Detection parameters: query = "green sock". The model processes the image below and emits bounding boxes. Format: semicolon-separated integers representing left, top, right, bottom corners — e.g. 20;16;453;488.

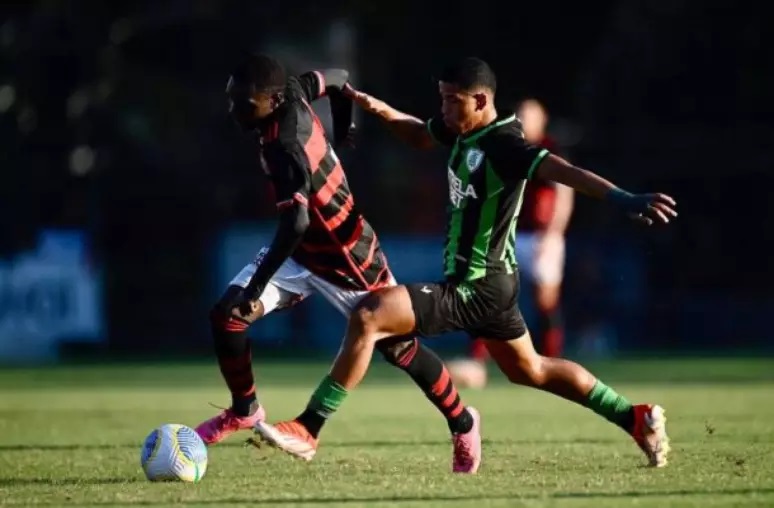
307;375;348;418
585;379;635;432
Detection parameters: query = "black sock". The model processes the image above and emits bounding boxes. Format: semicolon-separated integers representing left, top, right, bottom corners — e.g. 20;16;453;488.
296;408;327;438
211;311;257;416
379;337;473;434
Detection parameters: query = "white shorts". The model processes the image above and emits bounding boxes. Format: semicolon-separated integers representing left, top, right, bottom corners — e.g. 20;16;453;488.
515;232;566;286
229;248;394;317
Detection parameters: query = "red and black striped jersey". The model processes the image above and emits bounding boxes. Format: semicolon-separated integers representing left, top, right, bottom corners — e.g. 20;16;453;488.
256;72;391;291
519;135;560;231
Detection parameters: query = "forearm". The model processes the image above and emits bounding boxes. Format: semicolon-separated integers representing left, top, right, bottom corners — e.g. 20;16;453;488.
248;208;309;290
329;91;355;147
375;107;434;149
535;154;621;200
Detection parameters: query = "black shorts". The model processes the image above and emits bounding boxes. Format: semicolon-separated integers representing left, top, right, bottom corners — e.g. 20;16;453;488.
406;273;526;340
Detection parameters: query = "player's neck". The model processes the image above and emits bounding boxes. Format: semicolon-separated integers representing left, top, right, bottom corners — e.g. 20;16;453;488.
461;108;499;136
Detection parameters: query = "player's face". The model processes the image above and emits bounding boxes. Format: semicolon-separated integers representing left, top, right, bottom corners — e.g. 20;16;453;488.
518;100;547;143
226;78;275;130
438;81;481;134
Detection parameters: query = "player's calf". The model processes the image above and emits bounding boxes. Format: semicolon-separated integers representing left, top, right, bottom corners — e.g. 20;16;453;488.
196;286;269;445
377;336;475;435
486;336;669;466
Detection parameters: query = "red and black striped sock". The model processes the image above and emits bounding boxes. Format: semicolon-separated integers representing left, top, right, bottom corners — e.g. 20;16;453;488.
539;307;565;358
470;338;489;361
211;312;256;416
390;339;473;434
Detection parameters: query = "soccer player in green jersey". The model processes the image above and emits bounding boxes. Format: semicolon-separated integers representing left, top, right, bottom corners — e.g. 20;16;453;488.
255;57;676;472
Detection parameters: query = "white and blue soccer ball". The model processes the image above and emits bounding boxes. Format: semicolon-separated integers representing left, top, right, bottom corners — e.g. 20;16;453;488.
140;424;208;482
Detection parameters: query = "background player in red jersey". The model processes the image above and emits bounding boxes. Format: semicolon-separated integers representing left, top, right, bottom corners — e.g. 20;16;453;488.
195;55;477;459
449;98;573;388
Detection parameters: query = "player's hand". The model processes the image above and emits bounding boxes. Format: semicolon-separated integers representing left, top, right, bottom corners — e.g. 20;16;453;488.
608;189;678;226
236;282;264;318
336;122;357;149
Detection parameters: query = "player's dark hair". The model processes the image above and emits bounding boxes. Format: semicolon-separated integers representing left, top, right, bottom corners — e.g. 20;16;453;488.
231;53;287;92
439;57;497;93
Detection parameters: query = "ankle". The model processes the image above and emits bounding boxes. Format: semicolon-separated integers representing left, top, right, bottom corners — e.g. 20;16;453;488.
448;407;474;434
296;409;327;439
231;395;258;417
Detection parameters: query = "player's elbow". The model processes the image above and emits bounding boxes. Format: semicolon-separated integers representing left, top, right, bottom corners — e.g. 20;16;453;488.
533;154;572;183
279;204;310;237
389;121;435;150
291;207;310;236
413;134;436;150
322;69;349;91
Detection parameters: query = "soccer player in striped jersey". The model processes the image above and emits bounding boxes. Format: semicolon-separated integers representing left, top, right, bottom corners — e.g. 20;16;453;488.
196;54;479;472
255;57;675;469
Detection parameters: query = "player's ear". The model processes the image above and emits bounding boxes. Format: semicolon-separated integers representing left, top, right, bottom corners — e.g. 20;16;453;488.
474;93;487;111
271;92;284;109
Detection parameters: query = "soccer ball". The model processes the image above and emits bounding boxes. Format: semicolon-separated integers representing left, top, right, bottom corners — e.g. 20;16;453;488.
447;359;488;389
140;424;208;482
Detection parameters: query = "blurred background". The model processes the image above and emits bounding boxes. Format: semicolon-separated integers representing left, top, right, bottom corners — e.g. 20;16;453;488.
1;0;773;363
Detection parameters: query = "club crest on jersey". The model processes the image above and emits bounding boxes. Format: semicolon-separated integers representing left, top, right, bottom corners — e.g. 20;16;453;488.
465;148;485;173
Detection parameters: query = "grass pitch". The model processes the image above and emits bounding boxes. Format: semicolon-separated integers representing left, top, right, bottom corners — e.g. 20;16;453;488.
1;358;773;507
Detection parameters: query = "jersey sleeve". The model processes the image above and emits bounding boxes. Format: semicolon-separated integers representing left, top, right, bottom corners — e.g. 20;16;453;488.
488;135;551;183
263;142;311;210
425;115;457;147
295;69;350;102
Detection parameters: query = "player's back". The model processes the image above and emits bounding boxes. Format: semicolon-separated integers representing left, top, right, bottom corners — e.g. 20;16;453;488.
258;75;390;291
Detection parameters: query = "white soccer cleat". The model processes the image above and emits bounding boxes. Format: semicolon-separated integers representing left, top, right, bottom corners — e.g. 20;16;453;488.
254;420;318;461
631;404;670;467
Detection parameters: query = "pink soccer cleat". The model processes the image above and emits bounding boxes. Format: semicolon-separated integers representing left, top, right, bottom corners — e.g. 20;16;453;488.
452;406;482;473
631;404;670;467
195;405;266;445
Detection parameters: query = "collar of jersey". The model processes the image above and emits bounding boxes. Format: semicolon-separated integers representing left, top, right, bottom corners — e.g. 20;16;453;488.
458;114;517;145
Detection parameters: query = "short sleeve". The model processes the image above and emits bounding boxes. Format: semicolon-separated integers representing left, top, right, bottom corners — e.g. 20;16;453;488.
487;134;550;183
262;142;311;211
426;115;457;147
295;71;326;103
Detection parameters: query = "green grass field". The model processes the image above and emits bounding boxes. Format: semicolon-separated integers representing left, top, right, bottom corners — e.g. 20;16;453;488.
1;358;773;507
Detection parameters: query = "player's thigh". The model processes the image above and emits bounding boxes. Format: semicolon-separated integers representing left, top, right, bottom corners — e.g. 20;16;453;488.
532;234;565;309
533;282;562;311
349;285;417;340
515;232;538;284
307;273;378;318
404;280;482;337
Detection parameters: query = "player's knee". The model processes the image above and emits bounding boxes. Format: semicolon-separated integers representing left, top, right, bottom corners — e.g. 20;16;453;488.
504;355;548;387
376;336;418;366
535;285;561;312
350;292;385;338
209;286;263;332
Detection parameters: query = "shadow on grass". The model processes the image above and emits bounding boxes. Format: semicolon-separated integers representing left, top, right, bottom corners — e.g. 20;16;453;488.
0;477;142;487
6;487;773;505
0;437;618;453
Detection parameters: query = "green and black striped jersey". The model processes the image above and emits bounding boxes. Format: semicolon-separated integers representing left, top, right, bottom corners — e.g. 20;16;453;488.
427;114;550;282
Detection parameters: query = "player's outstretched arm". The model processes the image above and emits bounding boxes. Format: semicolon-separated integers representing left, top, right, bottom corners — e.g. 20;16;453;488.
346;89;436;150
534;154;678;225
297;70;356;148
